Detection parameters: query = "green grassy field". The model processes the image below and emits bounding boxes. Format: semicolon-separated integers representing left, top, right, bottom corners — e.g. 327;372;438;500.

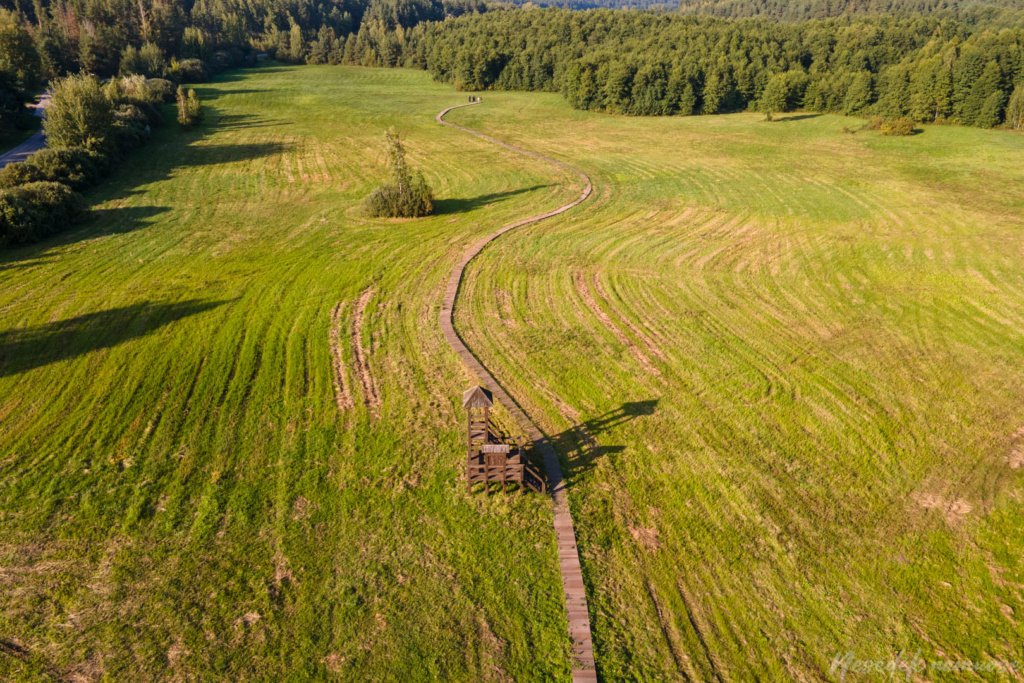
454;94;1024;678
2;64;1023;680
0;66;578;680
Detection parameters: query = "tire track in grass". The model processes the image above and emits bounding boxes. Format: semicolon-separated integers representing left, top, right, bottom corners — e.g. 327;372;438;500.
573;270;661;377
353;287;381;416
329;302;354;412
435;102;598;682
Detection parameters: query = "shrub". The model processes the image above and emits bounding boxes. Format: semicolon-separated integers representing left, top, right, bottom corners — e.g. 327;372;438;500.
210;48;245;72
146;78;176;103
101;75;164;127
176;87;203;128
112;103;152;151
165;58;207;83
0;181;84;246
880;117;916;136
109;74;153;104
44;74;114;151
20;147;101;189
365;131;434;218
0;161;44;188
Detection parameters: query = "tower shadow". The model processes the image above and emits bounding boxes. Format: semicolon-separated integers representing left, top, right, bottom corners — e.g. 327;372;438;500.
537;399;659;484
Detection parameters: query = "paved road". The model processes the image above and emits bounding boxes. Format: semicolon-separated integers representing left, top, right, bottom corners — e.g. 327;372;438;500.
436;102;598;683
0;94;49;169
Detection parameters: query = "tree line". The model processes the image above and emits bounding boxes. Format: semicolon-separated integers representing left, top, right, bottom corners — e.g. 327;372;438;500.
349;8;1024;128
675;0;1024;22
1;0;1022;142
0;0;482;137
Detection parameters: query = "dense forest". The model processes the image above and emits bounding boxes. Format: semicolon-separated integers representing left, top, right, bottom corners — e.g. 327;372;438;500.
0;0;482;136
0;0;482;78
0;0;1021;138
368;9;1024;128
675;0;1024;21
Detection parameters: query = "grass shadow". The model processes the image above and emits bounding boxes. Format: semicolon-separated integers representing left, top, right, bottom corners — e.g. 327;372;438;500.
81;204;171;235
176;140;291;166
0;254;56;272
776;113;822;123
434;185;553;215
206;111;288;130
0;103;290;266
192;88;271;101
0;205;170;268
0;299;228;377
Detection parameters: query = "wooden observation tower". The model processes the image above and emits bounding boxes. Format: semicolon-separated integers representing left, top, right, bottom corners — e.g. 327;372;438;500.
463;386;545;493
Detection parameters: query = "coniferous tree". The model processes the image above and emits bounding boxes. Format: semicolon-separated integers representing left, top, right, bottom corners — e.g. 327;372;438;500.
962;60;1005;127
843;72;874;114
1006;84;1024;130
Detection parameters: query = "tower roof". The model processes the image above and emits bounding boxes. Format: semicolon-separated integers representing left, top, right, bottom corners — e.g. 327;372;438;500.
462;385;493;408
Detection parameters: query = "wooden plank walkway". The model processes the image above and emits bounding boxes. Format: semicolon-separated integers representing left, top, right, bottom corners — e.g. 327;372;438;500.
436;102;598;682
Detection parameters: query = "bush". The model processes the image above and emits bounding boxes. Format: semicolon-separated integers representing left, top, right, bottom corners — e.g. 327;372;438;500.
19;147;101;189
0;161;44;188
146;78;176;103
0;181;84;246
108;74;156;104
111;103;152;151
102;75;165;127
165;58;207;83
880;117;916;136
44;74;114;151
365;131;434;218
210;48;245;72
176;87;203;128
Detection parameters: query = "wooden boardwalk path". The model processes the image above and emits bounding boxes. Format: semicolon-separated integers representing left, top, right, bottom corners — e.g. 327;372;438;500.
436;102;598;682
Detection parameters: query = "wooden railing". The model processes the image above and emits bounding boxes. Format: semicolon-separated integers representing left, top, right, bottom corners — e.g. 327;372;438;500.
467;463;545;493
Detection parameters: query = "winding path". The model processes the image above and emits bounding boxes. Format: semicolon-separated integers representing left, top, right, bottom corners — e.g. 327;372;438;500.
436;102;597;682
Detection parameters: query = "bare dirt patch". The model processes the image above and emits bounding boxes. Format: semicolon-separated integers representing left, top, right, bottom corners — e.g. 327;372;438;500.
913;492;973;525
167;640;189;668
352;288;381;416
476;613;512;682
1008;427;1024;470
273;550;294;588
291;495;314;521
329;302;354;412
630;525;660;551
324;652;345;673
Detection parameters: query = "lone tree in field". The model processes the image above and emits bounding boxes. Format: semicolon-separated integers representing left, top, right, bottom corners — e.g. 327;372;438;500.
760;71;810;121
365;131;433;218
760;74;788;121
176;86;202;128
